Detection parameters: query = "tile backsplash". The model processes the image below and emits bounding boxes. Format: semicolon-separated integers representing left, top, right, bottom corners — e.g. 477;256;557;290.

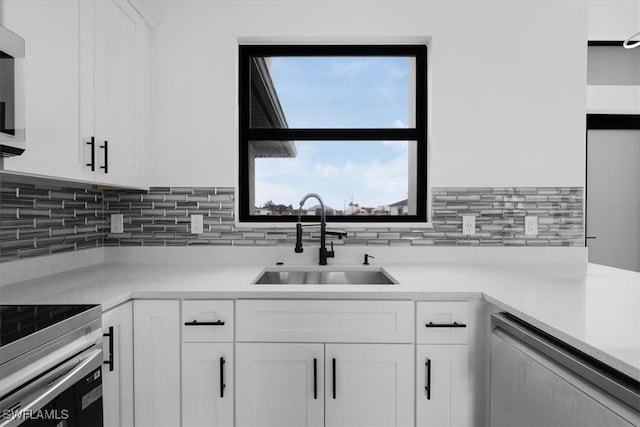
0;179;106;262
0;177;584;262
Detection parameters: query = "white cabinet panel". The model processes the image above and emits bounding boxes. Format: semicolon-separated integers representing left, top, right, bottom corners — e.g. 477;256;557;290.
237;299;414;343
183;343;234;427
2;0;89;181
4;0;147;187
416;344;469;427
80;0;147;187
133;300;180;427
182;300;234;342
417;301;469;344
325;344;414;427
236;343;324;427
102;301;134;427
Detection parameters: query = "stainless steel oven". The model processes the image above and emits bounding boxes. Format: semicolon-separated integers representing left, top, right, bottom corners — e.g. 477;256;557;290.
0;305;103;427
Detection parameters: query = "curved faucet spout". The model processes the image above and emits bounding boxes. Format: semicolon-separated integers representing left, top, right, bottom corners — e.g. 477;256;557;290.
298;193;326;222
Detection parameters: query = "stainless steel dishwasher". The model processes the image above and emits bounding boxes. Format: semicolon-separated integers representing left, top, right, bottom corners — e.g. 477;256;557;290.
490;313;639;427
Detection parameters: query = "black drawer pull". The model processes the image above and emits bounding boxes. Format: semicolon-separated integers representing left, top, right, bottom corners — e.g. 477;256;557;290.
332;358;337;399
184;320;225;326
220;357;226;398
100;140;108;174
425;358;431;400
313;358;318;399
86;137;95;171
103;326;114;372
425;321;466;328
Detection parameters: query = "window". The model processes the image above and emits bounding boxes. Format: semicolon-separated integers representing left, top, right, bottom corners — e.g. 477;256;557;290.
239;45;427;222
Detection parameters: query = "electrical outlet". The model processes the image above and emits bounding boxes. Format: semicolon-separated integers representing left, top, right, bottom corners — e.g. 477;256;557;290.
462;215;475;235
110;214;124;234
525;216;538;236
191;215;204;234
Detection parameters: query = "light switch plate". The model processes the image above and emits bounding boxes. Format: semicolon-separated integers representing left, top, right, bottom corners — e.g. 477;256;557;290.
462;215;475;235
525;216;538;236
191;215;204;234
110;214;124;234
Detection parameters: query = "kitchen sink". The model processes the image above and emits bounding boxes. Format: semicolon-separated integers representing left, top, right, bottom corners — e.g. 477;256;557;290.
253;267;397;285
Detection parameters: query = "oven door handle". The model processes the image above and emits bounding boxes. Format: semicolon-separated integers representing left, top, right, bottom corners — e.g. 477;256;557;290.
0;348;102;427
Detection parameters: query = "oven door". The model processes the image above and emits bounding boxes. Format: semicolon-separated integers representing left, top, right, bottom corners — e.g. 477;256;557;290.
0;348;103;427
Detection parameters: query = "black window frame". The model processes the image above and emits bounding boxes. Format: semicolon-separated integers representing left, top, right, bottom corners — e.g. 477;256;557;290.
238;44;428;223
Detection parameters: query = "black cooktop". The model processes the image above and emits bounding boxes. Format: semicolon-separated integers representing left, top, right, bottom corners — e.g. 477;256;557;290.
0;305;97;347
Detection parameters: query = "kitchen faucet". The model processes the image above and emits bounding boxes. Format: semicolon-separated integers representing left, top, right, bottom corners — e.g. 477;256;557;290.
295;193;347;265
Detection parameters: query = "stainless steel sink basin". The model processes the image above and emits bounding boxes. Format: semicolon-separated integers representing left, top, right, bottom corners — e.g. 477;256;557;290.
253;268;397;285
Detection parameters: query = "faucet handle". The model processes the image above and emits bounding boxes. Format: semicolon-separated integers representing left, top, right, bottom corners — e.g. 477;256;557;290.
363;253;375;265
295;223;304;253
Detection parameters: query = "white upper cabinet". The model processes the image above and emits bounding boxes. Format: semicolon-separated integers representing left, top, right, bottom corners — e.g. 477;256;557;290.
2;0;89;181
3;0;148;187
80;0;148;187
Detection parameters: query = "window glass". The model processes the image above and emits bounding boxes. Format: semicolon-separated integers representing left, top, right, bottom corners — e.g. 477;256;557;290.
251;140;416;216
250;56;414;129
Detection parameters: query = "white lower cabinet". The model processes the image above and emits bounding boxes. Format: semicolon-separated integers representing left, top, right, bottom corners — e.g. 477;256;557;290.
416;302;471;427
133;300;181;427
122;298;473;427
181;300;235;427
325;343;414;427
102;301;134;427
235;299;415;427
236;343;413;427
236;343;324;427
182;343;234;427
416;345;469;427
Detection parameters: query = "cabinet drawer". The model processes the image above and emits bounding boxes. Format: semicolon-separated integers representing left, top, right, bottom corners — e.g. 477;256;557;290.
417;301;468;344
237;300;414;343
182;300;234;342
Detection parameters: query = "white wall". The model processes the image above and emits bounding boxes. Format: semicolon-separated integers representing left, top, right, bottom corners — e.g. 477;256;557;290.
148;0;588;188
587;0;640;40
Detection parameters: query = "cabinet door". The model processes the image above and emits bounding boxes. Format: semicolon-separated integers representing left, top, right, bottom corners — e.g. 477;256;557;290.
325;344;414;427
183;343;233;427
80;0;147;187
133;300;180;427
102;302;134;427
236;343;324;427
416;345;469;427
2;0;90;181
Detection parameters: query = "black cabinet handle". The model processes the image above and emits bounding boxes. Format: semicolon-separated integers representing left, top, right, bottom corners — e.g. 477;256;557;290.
313;358;318;399
103;326;114;372
184;320;225;326
86;137;95;171
220;357;226;398
425;358;431;400
425;321;467;328
100;140;108;174
332;358;336;399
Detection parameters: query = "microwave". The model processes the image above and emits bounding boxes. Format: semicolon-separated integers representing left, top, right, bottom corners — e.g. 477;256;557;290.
0;25;25;157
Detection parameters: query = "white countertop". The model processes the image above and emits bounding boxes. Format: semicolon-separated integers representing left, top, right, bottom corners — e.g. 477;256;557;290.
1;247;638;380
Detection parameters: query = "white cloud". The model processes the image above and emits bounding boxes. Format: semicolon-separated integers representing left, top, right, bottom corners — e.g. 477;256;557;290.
315;163;355;178
383;140;409;152
393;119;409;128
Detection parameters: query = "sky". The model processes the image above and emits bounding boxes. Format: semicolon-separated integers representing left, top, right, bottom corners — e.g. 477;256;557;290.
254;56;412;211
